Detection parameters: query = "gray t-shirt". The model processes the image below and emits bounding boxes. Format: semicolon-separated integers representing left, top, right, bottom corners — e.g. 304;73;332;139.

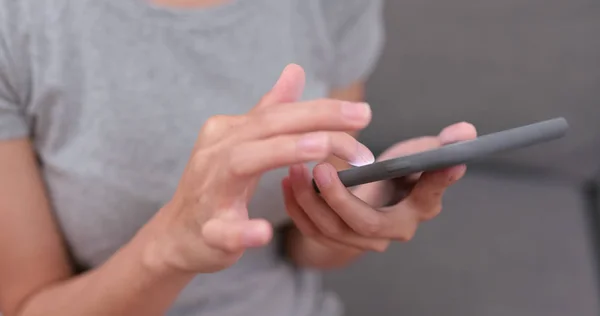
0;0;384;315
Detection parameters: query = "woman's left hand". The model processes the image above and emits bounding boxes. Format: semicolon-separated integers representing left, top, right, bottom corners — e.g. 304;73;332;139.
282;122;477;253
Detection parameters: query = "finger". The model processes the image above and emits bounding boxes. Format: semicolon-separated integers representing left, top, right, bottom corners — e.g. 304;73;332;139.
384;122;476;221
293;164;390;251
198;64;306;147
374;136;441;183
435;121;477;183
377;136;440;162
283;177;376;251
328;132;374;166
227;132;371;177
404;164;466;221
202;217;273;253
281;177;319;236
238;99;371;141
438;121;478;145
312;163;393;238
253;64;306;111
227;132;331;177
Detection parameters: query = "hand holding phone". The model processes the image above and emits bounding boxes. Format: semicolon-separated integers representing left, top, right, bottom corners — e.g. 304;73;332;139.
312;117;568;192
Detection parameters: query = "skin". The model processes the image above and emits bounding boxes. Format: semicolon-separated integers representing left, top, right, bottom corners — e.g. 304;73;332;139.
0;1;477;314
0;62;476;315
282;67;477;269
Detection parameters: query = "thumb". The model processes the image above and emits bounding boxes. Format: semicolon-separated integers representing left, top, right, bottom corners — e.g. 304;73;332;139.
202;217;273;253
253;63;306;111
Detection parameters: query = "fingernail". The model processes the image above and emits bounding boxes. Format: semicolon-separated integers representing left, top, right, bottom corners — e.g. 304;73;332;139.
341;102;371;121
349;143;375;167
314;164;333;189
297;132;328;153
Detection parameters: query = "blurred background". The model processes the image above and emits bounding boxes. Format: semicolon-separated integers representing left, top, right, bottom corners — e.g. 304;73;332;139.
323;0;600;315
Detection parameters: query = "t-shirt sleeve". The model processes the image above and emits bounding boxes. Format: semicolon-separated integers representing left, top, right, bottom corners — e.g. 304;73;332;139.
320;0;385;89
0;0;30;140
0;62;29;140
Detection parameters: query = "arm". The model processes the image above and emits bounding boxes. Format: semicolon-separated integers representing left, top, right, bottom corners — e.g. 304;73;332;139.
283;81;368;269
0;139;194;316
0;64;369;314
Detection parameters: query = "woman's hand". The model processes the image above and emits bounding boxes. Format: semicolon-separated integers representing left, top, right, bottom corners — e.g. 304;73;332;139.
282;122;477;255
144;64;376;274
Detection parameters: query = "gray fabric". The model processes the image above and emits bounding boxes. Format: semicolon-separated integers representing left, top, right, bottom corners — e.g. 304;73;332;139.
325;171;600;316
359;0;600;181
0;0;384;315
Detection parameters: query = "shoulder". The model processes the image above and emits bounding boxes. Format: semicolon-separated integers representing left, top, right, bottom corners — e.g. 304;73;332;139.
298;0;385;88
0;0;69;53
300;0;385;47
0;0;73;91
0;0;33;105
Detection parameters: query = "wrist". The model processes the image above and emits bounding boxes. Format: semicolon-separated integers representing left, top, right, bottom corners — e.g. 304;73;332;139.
137;203;196;281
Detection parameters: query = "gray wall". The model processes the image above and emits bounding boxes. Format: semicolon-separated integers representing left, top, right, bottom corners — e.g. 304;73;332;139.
325;1;600;315
359;0;600;180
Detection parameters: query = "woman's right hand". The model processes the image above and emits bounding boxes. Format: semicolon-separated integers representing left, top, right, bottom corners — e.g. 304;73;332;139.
144;65;374;275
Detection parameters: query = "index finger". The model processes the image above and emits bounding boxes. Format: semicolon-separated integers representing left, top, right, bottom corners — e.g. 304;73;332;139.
252;64;306;112
237;99;372;142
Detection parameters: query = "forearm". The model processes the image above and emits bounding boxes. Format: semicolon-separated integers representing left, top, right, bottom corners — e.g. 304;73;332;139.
283;225;364;270
15;211;194;316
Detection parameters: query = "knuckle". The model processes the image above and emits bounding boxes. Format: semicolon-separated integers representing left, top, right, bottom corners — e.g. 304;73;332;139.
201;115;229;137
312;99;341;121
330;99;348;120
314;98;336;107
297;133;331;159
222;239;242;253
252;112;278;135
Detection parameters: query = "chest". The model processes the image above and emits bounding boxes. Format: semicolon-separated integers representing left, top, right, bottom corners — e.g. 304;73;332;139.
25;1;332;266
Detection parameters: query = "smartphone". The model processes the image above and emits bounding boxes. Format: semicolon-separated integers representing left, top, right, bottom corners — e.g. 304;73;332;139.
312;117;569;193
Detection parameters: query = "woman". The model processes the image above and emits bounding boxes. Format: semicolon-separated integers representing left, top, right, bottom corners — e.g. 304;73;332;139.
0;0;476;315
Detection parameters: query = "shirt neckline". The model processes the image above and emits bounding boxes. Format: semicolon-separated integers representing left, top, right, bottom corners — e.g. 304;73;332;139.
109;0;258;30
